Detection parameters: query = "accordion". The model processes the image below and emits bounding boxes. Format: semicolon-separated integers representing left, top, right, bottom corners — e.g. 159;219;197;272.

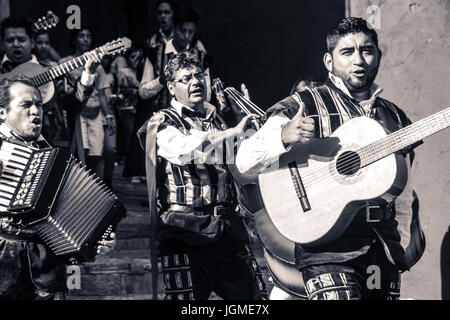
0;138;126;264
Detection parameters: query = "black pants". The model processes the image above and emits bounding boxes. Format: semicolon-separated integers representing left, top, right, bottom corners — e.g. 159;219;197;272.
116;109;135;160
159;232;262;300
301;240;401;300
0;233;66;300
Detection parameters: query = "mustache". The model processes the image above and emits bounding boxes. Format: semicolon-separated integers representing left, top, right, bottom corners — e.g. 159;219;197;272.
189;84;204;94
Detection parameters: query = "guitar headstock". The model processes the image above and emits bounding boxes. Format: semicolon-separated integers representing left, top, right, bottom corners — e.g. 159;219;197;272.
101;37;132;57
32;11;59;33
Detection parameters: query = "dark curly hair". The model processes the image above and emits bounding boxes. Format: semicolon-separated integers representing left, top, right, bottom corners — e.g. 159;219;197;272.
0;15;33;39
164;50;203;82
326;17;379;54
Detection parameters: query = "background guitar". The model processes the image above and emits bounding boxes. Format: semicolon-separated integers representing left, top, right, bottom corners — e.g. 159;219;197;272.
0;11;59;103
0;37;131;104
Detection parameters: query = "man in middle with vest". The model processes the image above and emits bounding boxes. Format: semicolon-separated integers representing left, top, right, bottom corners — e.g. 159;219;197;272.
139;51;261;300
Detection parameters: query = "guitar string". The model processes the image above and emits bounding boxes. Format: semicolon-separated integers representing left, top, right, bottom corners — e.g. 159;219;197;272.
225;89;261;118
224;86;427;177
296;108;450;184
225;88;265;116
227;88;265;116
223;88;449;194
34;43;127;87
260;110;448;195
224;88;260;116
223;88;372;194
223;88;375;187
292;110;450;194
225;89;254;115
224;88;381;183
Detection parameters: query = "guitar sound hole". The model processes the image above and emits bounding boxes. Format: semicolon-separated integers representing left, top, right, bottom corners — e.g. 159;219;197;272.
336;151;361;175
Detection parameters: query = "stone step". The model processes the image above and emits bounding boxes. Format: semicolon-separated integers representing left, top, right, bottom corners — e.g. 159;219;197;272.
115;210;151;240
67;249;162;297
114;179;147;196
66;243;273;299
120;198;149;211
115;237;151;251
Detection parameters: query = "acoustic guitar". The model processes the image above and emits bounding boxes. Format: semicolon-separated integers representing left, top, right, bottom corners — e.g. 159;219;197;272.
0;38;132;104
255;207;307;299
258;108;450;246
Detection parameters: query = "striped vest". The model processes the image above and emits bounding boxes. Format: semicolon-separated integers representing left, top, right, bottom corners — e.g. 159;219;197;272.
156;107;237;210
267;81;410;139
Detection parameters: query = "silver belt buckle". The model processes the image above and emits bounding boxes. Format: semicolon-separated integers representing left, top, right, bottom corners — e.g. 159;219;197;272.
213;206;222;216
366;205;382;223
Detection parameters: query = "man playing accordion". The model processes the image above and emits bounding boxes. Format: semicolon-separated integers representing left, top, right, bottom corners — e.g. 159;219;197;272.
0;75;116;300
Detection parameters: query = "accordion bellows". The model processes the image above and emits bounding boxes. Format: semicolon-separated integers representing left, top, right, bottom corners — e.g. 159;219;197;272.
0;139;126;263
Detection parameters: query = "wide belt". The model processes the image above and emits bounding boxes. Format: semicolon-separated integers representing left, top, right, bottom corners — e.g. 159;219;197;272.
169;204;235;217
365;203;393;223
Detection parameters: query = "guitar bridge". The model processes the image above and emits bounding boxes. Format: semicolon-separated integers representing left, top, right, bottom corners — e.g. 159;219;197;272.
288;162;311;212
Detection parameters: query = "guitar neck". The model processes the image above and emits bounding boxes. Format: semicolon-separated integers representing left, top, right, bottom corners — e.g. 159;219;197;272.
360;108;450;166
32;49;104;86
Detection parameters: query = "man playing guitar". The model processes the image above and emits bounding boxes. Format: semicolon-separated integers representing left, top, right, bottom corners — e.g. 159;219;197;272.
0;15;103;143
236;17;425;300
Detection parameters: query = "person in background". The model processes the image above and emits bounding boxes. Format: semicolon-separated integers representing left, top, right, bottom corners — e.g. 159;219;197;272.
59;26;115;173
147;0;177;49
33;31;68;148
115;47;142;166
100;54;118;189
125;7;211;184
33;31;61;67
139;7;212;112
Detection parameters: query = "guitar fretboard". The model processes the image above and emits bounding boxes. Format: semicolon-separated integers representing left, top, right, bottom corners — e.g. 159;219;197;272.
32;48;105;86
359;108;450;167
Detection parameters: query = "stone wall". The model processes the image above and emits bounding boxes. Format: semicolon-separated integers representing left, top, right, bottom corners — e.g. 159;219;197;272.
349;0;450;299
